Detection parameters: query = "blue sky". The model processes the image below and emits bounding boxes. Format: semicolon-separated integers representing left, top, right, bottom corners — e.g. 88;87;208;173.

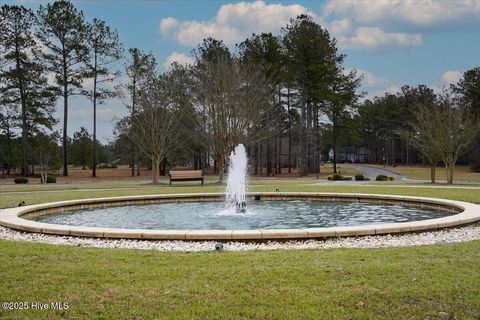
6;0;480;142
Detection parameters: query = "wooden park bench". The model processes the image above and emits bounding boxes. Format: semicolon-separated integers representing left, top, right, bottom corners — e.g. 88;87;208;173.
168;170;204;186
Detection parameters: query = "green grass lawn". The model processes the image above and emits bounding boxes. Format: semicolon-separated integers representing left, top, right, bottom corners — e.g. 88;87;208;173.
368;164;480;183
0;240;479;319
1;181;480;319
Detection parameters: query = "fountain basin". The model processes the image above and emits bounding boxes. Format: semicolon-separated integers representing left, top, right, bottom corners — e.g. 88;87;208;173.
0;192;479;240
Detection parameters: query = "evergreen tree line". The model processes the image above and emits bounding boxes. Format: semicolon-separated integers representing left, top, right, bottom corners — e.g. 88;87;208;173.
1;1;479;184
0;1;121;178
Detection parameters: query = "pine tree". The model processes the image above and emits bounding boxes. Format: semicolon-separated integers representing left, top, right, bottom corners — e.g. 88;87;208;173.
0;4;57;176
37;0;88;176
125;48;156;176
282;15;343;176
83;18;123;177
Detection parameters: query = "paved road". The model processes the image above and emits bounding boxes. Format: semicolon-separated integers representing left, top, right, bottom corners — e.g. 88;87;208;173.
342;164;406;181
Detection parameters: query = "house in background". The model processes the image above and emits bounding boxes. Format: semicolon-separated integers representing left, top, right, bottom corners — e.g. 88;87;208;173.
329;146;370;163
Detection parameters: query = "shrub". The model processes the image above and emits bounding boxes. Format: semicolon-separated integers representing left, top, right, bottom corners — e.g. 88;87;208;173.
355;174;365;181
388;176;395;181
41;176;56;183
14;177;28;184
328;174;352;181
98;163;118;169
471;163;480;172
376;174;388;181
332;174;343;180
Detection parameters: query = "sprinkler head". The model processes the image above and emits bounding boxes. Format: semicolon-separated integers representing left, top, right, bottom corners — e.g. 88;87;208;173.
215;243;224;251
235;201;247;213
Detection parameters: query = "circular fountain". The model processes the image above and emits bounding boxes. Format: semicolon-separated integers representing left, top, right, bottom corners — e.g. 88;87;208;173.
1;192;479;240
0;144;479;240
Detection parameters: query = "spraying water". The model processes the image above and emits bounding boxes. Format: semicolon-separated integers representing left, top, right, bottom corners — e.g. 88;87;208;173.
225;144;248;213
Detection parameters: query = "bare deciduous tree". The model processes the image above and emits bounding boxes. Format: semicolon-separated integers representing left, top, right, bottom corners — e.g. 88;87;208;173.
194;52;276;182
435;99;478;184
32;132;60;183
412;100;477;184
411;105;442;183
119;70;187;184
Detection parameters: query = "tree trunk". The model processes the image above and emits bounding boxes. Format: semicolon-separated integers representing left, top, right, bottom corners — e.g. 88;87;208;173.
315;107;320;179
92;54;98;178
449;163;454;184
430;163;436;184
278;137;282;175
406;140;409;165
82;139;86;170
446;161;454;184
62;53;69;177
273;137;277;175
130;156;135;176
287;88;292;174
14;42;29;177
40;165;47;184
136;153;141;176
267;139;272;176
333;121;337;174
300;99;307;177
21;96;28;176
254;143;258;175
259;142;263;176
218;154;225;183
391;133;396;165
131;76;137;177
152;162;157;184
152;155;160;185
6;125;12;175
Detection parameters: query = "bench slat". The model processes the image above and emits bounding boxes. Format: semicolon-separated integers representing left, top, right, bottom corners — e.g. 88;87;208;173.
169;170;204;186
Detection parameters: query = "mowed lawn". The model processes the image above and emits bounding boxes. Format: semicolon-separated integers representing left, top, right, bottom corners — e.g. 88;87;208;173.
1;180;480;319
368;164;480;183
0;240;479;319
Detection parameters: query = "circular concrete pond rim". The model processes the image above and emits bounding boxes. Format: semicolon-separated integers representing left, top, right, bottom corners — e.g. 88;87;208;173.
0;192;479;240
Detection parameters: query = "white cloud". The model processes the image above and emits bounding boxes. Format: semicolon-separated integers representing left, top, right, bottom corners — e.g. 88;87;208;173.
159;1;318;46
343;68;398;100
159;17;179;36
347;68;389;88
329;18;352;35
324;0;480;29
384;85;402;94
337;27;422;49
46;72;57;86
81;77;95;91
441;70;462;84
159;0;425;50
163;52;195;70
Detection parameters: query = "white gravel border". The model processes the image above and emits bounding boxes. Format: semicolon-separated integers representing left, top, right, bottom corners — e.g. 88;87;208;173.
1;223;479;252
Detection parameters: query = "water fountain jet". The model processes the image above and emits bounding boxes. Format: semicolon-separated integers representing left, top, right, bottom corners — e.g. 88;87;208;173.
225;144;248;213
